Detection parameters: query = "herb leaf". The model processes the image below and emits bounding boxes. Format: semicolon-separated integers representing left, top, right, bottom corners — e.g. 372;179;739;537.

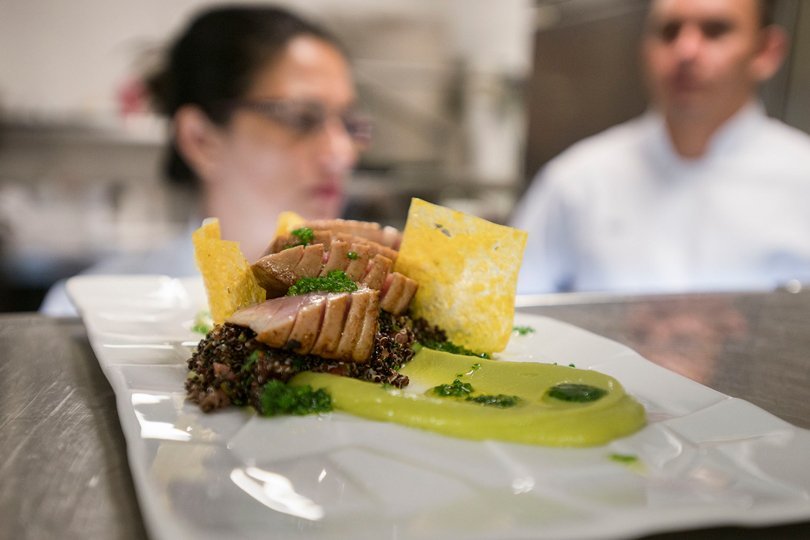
291;227;315;246
287;270;358;296
609;453;639;464
258;380;332;416
191;310;213;335
432;378;474;398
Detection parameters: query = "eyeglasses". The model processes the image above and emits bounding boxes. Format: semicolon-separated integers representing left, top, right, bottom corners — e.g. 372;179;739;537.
228;99;372;144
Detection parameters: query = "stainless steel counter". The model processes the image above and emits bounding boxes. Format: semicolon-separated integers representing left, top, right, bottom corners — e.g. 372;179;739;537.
0;316;147;539
2;290;810;539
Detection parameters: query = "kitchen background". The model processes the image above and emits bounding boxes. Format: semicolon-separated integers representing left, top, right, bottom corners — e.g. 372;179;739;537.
1;0;809;311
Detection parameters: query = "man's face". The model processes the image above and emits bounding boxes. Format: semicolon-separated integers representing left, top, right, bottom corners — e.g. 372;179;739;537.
642;0;768;120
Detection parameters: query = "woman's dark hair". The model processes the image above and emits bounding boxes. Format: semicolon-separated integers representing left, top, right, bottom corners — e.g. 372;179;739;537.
146;5;344;187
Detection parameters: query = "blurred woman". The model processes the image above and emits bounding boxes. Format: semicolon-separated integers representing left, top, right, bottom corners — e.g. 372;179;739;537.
41;5;368;315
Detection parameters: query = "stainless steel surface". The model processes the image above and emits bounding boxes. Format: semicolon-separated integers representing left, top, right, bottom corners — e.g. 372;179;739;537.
0;315;146;540
2;291;810;538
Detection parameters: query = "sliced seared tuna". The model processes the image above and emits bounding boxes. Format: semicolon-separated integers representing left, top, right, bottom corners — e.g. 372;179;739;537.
267;229;398;262
252;244;324;297
319;239;351;276
228;294;307;347
226;289;381;362
343;244;371;281
310;293;351;356
380;272;419;315
301;219;401;249
362;254;393;290
265;230;332;255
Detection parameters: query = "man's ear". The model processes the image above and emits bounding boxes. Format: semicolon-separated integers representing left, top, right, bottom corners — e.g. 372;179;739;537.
174;105;224;183
751;25;788;82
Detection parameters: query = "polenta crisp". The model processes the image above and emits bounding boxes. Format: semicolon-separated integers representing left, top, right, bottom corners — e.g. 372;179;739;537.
274;211;306;237
192;218;265;325
394;199;527;354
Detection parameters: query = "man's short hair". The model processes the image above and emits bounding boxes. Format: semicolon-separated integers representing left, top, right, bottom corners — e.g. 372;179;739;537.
757;0;777;27
646;0;778;28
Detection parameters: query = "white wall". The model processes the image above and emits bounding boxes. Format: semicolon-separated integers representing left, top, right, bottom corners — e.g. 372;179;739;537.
0;0;531;120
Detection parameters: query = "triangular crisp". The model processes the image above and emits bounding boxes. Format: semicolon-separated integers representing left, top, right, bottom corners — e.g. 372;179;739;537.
394;199;527;353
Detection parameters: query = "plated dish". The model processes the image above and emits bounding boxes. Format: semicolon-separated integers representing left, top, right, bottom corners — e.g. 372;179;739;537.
69;274;810;540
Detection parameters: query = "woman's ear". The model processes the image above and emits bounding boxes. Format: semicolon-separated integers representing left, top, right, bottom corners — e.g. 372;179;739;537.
174;105;225;183
751;25;788;82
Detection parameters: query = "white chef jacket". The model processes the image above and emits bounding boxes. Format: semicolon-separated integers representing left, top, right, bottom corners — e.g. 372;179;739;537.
511;102;810;294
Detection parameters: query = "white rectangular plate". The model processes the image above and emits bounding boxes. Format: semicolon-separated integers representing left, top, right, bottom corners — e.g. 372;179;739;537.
67;275;810;540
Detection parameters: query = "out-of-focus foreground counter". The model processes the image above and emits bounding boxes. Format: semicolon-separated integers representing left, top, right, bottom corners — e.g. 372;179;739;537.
2;289;809;539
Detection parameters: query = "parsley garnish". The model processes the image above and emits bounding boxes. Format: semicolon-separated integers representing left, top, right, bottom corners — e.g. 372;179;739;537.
290;227;315;246
347;251;359;260
287;270;358;296
191;310;213;335
258;380;332;416
431;367;520;408
513;325;535;336
609;453;639;465
432;378;474;397
432;379;520;408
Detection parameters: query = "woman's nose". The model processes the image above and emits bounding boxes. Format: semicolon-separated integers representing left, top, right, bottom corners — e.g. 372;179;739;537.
319;116;359;169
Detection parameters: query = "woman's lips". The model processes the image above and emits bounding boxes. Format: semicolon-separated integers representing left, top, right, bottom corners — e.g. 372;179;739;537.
312;183;343;200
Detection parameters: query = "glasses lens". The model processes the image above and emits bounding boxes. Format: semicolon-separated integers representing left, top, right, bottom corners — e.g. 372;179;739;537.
276;103;326;134
236;100;372;143
343;114;372;144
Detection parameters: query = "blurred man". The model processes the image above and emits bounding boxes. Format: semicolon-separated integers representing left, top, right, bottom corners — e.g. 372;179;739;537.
512;0;810;294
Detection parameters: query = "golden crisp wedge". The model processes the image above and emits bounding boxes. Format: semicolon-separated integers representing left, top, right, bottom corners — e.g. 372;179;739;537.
394;199;527;354
274;211;306;237
192;218;266;325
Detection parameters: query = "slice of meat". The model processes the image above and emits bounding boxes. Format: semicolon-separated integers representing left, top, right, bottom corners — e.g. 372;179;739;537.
296;244;324;278
380;272;418;315
286;295;327;354
227;290;381;362
310;293;351;357
302;219;401;249
252;244;324;297
343;244;370;281
332;232;399;262
319;239;351;276
265;230;332;256
333;289;371;361
266;228;397;261
352;289;380;362
227;297;286;329
226;295;306;348
251;245;304;295
362;254;393;290
255;295;305;347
